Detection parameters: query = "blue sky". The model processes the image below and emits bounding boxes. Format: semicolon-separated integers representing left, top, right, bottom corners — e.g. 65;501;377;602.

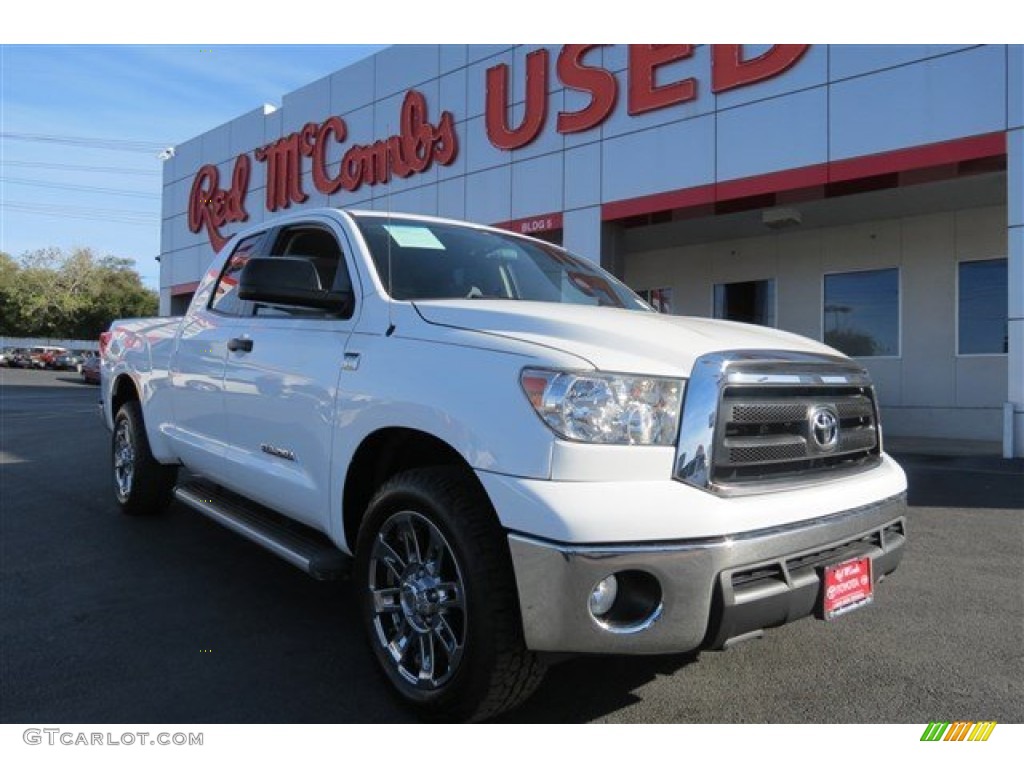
1;45;384;289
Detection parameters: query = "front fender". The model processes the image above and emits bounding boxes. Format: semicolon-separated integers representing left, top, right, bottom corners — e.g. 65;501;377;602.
328;332;571;547
334;329;584;476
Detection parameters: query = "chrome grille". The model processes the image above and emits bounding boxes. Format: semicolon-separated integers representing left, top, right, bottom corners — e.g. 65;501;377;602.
727;437;806;464
674;350;883;494
717;388;879;480
730;403;807;423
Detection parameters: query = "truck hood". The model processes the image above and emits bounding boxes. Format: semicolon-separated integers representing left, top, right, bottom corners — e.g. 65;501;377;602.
413;300;842;377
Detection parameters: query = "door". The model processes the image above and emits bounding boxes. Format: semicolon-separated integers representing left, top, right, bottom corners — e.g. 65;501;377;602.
167;231;267;477
219;221;358;531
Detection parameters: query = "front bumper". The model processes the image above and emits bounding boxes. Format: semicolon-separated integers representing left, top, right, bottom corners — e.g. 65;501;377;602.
508;492;906;654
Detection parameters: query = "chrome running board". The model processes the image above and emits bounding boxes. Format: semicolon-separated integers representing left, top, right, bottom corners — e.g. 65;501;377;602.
174;479;350;580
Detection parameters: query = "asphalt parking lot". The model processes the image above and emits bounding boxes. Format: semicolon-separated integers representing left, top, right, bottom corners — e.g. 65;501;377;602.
1;367;1022;724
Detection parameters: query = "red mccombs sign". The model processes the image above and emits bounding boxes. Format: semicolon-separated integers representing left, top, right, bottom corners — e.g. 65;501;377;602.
188;90;457;252
188;44;808;250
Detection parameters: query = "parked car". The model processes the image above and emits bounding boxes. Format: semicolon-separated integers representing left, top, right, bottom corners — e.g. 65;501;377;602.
25;345;67;369
102;208;907;721
75;351;96;373
81;354;101;384
54;352;82;371
6;349;33;368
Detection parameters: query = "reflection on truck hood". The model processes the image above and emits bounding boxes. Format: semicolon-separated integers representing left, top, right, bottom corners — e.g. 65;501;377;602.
413;300;841;377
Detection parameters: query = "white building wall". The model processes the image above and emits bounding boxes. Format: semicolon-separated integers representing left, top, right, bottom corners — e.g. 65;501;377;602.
162;45;1013;284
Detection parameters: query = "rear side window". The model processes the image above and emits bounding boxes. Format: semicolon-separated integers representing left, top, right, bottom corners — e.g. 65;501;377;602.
209;232;265;316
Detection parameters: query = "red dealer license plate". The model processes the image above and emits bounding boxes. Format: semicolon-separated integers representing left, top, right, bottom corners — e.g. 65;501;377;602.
822;556;874;620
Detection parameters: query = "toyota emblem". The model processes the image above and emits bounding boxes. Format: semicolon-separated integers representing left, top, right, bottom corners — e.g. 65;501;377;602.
810;406;840;451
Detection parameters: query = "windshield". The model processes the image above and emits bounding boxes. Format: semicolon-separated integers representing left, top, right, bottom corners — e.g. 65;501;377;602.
352;215;651;311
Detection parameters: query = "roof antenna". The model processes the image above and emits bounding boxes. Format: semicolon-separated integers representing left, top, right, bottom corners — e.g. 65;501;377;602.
385;122;395;338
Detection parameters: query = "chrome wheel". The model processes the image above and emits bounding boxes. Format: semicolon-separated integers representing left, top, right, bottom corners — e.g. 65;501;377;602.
113;418;135;502
368;510;466;689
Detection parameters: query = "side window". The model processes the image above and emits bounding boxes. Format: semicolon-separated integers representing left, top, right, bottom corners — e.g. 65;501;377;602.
254;226;353;318
209;232;265;316
823;268;900;357
958;258;1008;355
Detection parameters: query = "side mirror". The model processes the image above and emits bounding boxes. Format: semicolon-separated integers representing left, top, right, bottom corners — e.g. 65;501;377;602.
238;257;351;313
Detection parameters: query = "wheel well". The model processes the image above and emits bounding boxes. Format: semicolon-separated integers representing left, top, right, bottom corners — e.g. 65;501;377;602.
111;374;140;418
343;428;480;550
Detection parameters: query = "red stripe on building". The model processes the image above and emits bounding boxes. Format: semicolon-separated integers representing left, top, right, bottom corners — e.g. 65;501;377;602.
828;132;1005;183
601;131;1007;221
602;184;717;222
170;281;200;296
716;165;830;203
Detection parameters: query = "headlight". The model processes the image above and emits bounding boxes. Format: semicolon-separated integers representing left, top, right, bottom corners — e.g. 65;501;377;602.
520;369;684;446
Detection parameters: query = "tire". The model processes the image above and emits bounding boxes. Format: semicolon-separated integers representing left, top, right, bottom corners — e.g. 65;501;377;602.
112;401;178;516
354;466;545;722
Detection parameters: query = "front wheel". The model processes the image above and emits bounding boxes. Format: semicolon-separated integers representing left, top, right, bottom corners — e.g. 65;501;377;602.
112;401;177;516
355;467;545;721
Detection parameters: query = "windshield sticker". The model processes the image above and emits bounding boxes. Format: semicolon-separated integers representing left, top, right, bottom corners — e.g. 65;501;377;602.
383;225;446;250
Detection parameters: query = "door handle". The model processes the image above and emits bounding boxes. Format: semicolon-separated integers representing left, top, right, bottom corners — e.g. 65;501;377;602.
227;337;253;353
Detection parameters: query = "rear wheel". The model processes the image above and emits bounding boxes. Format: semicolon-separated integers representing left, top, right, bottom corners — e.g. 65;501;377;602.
112;401;177;516
355;467;545;721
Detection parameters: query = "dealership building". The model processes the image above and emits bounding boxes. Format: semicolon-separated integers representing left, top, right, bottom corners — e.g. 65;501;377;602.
159;44;1024;456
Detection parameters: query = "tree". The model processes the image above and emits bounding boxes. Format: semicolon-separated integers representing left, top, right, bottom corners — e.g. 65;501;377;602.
0;247;157;339
75;255;159;338
0;252;17;334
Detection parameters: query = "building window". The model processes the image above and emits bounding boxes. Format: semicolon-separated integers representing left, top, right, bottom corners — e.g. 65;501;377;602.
170;293;194;316
823;268;899;357
958;258;1008;354
714;279;775;327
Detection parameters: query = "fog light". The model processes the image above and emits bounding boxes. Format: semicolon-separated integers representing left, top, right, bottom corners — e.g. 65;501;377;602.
588;575;618;617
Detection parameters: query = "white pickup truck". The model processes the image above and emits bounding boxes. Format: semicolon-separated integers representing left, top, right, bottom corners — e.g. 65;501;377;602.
102;208;907;721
